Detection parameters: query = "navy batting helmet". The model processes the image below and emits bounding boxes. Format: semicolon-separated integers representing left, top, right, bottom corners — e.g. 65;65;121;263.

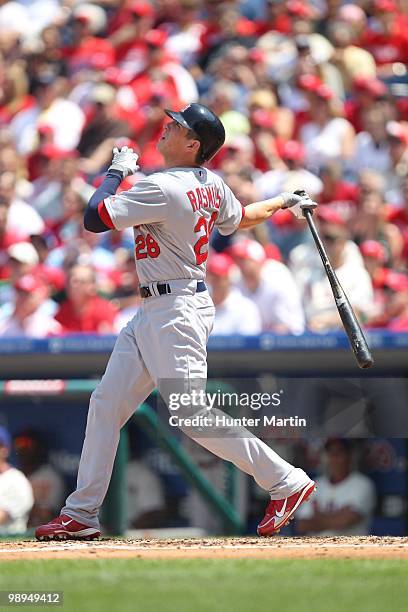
164;103;225;163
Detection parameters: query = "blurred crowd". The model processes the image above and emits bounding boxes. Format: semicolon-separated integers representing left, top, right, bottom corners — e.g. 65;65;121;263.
0;0;408;336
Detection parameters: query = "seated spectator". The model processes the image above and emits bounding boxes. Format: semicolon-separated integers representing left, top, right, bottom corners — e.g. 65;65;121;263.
328;18;376;90
228;239;305;334
55;264;117;333
385;175;408;269
317;161;358;221
255;139;323;200
0;274;61;338
206;252;262;336
112;251;142;333
388;290;408;331
14;429;65;528
384;121;408;206
0;202;27;278
360;240;390;325
0;426;34;535
299;83;355;173
296;439;376;536
10;76;85;155
290;211;373;331
77;83;129;163
353;108;391;175
361;0;408;75
29;147;80;222
350;170;403;264
345;77;388;134
0;171;44;236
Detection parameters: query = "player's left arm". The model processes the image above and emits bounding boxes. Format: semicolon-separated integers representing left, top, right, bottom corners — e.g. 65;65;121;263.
84;170;123;233
239;192;317;229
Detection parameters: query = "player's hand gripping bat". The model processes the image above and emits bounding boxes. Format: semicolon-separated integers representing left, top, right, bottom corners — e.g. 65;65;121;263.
294;190;374;369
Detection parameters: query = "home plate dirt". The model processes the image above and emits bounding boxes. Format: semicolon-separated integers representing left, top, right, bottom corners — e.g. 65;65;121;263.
1;537;408;560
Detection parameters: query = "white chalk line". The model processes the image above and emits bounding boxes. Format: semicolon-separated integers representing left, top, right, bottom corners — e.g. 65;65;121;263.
1;542;408;555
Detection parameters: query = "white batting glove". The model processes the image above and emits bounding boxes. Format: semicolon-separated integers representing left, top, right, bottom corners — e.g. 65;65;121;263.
108;146;139;178
280;191;317;220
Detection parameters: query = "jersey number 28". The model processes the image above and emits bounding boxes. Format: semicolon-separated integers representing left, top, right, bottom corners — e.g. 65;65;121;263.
194;212;218;265
135;233;160;260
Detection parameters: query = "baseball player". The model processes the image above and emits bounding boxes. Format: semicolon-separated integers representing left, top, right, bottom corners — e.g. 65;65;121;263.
36;103;316;540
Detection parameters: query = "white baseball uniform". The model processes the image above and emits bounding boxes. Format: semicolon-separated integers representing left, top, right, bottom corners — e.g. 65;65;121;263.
62;166;310;528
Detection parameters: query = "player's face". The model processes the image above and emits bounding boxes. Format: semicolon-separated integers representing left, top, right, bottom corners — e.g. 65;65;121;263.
157;120;199;162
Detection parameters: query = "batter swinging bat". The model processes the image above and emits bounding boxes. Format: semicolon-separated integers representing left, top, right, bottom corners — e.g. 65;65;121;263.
294;190;374;369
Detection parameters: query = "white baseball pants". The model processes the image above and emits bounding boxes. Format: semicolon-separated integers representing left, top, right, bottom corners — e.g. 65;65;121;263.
62;281;310;528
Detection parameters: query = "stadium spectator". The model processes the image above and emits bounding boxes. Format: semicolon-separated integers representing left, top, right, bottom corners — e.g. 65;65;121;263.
14;429;65;528
0;426;34;536
9;76;85;155
0;171;44;236
296;439;376;536
55;264;117;333
353;108;391;175
290;209;373;331
299;82;355;173
229;239;305;334
206;252;262;335
0;274;61;338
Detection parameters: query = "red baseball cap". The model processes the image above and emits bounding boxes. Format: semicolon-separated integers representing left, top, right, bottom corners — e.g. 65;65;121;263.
374;0;397;12
280;140;305;162
130;1;154;17
146;29;168;47
264;243;282;262
40;144;79;160
353;77;387;98
14;274;46;293
287;0;313;18
383;270;408;292
251;109;275;129
317;206;346;226
315;84;334;100
298;74;323;92
228;239;266;263
207;253;234;277
360;240;386;263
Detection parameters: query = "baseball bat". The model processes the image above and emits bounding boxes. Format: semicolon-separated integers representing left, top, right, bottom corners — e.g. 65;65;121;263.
294;191;374;369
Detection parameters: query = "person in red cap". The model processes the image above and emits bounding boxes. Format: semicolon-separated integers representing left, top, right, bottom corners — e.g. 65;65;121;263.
228;239;305;334
55;264;117;334
62;8;115;74
108;1;155;61
318;162;359;220
359;239;390;325
300;84;355;171
360;0;408;70
0;274;61;338
345;77;388;133
206;251;262;335
255;139;323;204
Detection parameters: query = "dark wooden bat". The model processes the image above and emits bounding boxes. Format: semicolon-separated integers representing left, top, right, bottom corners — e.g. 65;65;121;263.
294;191;374;369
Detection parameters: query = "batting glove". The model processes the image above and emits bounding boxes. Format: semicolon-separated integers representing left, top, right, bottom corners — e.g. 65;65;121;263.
108;146;139;178
280;191;317;220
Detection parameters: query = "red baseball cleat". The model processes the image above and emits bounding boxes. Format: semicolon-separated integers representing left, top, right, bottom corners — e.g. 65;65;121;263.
257;480;316;536
35;514;100;541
